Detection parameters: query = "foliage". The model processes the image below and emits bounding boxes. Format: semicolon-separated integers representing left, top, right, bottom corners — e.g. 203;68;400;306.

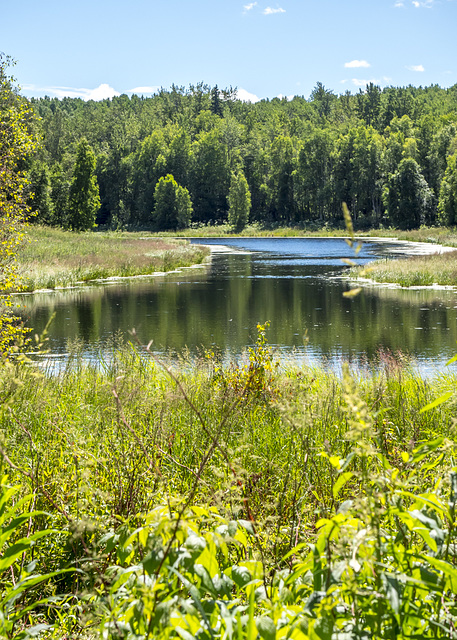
384;157;434;229
0;54;37;353
228;171;251;231
67;138;100;231
0;338;455;637
25;81;457;231
0;475;73;639
438;153;457;225
153;173;193;230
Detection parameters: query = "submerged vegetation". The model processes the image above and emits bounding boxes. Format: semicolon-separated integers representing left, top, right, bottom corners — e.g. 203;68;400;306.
12;225;210;292
1;334;457;638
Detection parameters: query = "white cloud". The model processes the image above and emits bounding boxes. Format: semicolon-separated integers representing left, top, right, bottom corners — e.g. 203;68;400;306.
237;88;261;103
127;86;159;96
394;2;404;6
412;0;435;6
351;78;371;87
263;6;286;14
243;2;257;11
88;84;120;100
349;77;391;88
344;60;371;68
23;83;120;100
276;94;294;101
407;64;425;71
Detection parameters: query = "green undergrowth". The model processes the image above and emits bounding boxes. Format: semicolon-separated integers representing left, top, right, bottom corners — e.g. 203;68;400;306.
1;330;457;637
13;226;210;292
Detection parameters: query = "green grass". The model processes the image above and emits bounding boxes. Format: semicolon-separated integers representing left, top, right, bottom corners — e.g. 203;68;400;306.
143;222;457;245
353;249;457;287
13;226;210;292
1;338;457;637
13;224;457;293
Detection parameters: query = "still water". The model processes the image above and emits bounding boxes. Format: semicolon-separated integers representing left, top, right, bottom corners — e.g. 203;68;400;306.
17;237;457;373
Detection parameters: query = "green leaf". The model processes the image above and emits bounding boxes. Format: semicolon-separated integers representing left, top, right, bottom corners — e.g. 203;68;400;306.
231;565;251;589
0;540;31;572
422;555;457;591
382;573;401;615
333;472;353;499
256;616;276;640
419;391;453;413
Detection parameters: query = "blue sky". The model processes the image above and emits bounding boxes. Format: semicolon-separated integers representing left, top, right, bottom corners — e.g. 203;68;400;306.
2;0;456;102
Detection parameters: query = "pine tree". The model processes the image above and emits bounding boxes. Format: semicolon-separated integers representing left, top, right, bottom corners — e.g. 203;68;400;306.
68;138;100;231
210;85;223;117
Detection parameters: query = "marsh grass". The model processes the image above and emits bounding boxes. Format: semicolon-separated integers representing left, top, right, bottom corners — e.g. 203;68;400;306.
144;222;457;245
2;335;457;637
353;249;457;287
13;226;210;292
2;344;454;531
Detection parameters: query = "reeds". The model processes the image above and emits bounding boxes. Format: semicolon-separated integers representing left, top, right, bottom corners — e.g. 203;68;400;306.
1;340;457;637
13;226;210;292
354;249;457;287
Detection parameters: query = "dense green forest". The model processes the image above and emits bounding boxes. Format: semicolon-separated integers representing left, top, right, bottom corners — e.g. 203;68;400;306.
27;82;457;231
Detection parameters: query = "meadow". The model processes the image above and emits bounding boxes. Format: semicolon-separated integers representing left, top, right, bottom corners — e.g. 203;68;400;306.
1;327;457;638
13;226;210;292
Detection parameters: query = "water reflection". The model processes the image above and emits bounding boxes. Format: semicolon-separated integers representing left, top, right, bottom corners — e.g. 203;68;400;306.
16;238;457;372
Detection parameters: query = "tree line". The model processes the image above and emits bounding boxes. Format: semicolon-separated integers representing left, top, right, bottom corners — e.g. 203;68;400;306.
27;81;457;231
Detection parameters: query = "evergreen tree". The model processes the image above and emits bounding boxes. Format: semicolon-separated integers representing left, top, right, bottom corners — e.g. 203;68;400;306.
28;162;54;224
228;171;251;231
210;85;223;117
68;138;100;231
438;153;457;225
49;163;69;227
153;174;192;230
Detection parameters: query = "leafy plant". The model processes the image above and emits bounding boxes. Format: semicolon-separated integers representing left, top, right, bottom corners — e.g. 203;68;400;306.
0;474;73;639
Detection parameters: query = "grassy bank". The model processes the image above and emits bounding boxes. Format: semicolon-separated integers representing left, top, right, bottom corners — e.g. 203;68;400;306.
148;222;457;246
1;333;457;637
353;249;457;287
14;226;210;292
14;224;457;293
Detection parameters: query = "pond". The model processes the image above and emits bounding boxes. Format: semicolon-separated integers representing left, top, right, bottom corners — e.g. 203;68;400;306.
17;237;457;374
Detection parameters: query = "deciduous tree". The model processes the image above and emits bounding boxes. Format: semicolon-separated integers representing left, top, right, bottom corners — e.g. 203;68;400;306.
0;54;38;351
384;157;433;229
438;153;457;225
228;171;251;231
153;173;192;230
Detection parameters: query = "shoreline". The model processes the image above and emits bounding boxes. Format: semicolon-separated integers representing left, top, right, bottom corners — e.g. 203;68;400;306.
13;261;209;295
16;232;457;294
196;235;457;257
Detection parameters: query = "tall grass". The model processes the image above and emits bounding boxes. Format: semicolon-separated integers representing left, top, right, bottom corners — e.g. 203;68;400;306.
140;222;457;246
1;334;457;637
353;249;457;287
13;226;210;292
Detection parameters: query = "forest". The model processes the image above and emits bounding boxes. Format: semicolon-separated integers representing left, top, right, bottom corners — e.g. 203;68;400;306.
27;81;457;232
